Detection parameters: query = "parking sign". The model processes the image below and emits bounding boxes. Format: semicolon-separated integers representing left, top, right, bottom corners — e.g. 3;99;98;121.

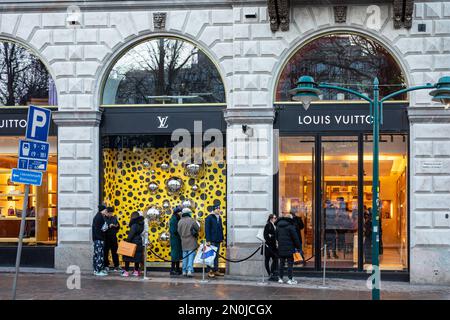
25;105;51;142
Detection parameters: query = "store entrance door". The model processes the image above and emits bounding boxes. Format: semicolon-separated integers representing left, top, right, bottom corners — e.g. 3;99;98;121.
279;133;408;272
320;136;359;269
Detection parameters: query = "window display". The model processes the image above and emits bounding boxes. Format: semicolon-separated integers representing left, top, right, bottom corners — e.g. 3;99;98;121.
0;136;57;245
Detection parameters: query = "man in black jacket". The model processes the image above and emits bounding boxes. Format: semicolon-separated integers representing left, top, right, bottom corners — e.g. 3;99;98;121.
275;212;301;285
92;204;108;276
104;206;120;271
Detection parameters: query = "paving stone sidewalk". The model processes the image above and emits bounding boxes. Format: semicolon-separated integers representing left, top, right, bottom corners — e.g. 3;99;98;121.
0;271;449;300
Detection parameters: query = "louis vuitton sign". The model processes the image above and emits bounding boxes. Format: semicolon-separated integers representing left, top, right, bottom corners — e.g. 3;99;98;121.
276;103;409;133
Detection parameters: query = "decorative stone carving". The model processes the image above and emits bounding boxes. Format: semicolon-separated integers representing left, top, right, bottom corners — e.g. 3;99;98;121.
404;0;414;29
267;0;290;32
393;0;415;29
334;6;347;24
267;0;279;32
278;0;290;31
393;0;404;29
153;12;167;30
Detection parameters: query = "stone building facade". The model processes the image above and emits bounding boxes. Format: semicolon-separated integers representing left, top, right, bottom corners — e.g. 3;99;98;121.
0;0;449;284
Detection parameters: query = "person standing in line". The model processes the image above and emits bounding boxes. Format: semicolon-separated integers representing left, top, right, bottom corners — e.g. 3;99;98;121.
121;211;145;277
276;212;301;285
205;205;225;279
177;208;199;277
104;206;120;272
169;206;183;276
291;209;306;265
263;214;278;281
92;204;109;276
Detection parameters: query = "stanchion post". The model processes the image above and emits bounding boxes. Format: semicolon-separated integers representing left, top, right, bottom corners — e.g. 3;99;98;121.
143;244;149;280
257;241;267;286
322;244;327;287
200;240;208;283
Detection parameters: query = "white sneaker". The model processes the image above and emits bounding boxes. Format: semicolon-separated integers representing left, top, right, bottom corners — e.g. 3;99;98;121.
278;278;284;284
287;279;297;285
94;271;108;277
187;271;193;277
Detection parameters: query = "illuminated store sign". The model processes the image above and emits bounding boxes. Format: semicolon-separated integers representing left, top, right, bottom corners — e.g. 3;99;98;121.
0;118;27;129
276;104;408;133
298;114;373;126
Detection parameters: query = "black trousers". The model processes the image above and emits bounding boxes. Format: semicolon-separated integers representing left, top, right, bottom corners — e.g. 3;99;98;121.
279;256;294;280
124;261;140;272
104;237;119;268
264;246;278;277
171;261;181;272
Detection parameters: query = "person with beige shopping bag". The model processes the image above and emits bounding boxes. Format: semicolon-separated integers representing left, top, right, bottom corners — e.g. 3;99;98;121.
119;211;145;277
275;212;301;285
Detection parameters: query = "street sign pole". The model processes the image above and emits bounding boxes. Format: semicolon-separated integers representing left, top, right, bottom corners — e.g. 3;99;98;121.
11;184;30;300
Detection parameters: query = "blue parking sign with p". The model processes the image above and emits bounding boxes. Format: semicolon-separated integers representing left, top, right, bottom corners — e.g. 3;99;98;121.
25;105;51;143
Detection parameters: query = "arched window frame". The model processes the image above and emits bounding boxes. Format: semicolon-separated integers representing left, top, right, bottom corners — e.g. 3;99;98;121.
100;36;227;107
274;32;408;104
0;39;57;108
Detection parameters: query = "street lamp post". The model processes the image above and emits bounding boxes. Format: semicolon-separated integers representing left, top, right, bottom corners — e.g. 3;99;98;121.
290;75;450;300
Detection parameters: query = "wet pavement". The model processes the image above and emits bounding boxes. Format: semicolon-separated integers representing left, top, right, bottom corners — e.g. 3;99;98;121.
0;271;449;300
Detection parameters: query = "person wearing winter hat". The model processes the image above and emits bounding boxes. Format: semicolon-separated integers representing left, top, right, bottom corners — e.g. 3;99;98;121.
177;207;199;277
92;204;108;276
169;206;183;275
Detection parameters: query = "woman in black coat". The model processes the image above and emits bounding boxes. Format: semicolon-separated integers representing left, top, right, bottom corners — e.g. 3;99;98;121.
263;214;278;281
121;211;145;277
275;214;301;284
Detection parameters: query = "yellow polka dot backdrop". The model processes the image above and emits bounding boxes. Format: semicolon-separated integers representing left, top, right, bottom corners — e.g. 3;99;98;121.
102;147;227;263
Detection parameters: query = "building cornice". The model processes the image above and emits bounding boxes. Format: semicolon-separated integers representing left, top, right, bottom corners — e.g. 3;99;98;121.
224;108;275;125
52;110;103;127
408;107;450;123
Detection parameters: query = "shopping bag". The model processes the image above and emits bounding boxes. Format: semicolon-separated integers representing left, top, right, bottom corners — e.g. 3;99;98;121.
118;240;137;257
194;243;218;267
293;250;302;265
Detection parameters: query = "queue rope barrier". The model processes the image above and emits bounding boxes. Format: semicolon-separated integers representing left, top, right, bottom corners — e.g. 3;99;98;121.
147;246;197;263
209;244;262;263
147;241;263;264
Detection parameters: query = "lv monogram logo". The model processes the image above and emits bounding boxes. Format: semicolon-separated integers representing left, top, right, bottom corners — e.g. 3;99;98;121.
157;116;169;129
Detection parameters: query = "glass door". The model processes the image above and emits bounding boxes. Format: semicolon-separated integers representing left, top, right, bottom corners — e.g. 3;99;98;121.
321;136;359;269
279;136;316;267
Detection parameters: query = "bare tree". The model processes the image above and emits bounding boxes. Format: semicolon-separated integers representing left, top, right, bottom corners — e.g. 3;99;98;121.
109;38;225;104
0;41;50;106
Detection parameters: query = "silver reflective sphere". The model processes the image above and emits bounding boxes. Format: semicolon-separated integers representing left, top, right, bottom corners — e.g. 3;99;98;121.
148;182;159;193
162;200;170;209
160;162;170;172
185;163;202;178
166;177;183;194
146;207;161;221
159;232;170;246
142;159;151;168
182;199;193;209
192;184;199;192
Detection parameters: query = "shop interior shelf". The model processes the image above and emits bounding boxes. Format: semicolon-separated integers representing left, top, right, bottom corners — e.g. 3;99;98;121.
0;237;37;243
0;194;36;197
0;217;36;221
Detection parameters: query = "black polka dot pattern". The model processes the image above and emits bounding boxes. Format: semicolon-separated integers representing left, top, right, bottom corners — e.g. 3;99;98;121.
102;147;227;262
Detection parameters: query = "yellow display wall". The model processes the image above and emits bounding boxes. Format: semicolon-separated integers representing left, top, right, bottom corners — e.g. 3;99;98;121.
102;147;227;263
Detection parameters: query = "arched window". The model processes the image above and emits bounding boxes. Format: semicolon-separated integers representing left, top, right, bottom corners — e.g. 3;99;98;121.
102;37;226;105
276;33;407;102
0;40;57;107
